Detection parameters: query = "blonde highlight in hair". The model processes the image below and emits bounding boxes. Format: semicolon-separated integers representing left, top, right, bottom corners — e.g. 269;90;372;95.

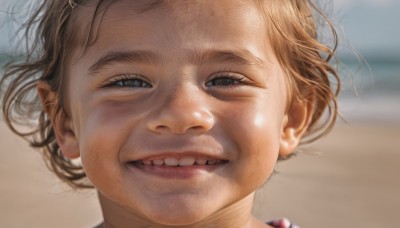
259;0;340;144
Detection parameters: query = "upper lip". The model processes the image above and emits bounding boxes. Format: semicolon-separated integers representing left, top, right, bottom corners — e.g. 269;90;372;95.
121;137;230;163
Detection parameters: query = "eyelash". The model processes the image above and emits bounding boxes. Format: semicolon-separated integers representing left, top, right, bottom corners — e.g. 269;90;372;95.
103;74;152;88
102;72;247;89
205;72;247;87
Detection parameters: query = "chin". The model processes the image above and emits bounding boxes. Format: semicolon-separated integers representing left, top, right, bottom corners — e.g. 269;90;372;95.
140;199;216;226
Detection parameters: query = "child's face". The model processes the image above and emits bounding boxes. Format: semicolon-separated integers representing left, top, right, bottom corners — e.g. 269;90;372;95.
54;0;300;225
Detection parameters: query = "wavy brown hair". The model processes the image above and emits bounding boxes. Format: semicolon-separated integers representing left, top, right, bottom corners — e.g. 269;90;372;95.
0;0;340;188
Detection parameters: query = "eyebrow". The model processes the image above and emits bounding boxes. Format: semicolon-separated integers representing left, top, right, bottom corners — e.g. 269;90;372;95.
88;50;160;74
191;49;265;69
88;49;264;74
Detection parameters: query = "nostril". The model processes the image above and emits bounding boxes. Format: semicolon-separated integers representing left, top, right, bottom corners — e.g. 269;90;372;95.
188;125;208;131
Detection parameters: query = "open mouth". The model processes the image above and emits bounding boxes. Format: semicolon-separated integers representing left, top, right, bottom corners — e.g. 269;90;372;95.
130;157;228;167
126;155;229;179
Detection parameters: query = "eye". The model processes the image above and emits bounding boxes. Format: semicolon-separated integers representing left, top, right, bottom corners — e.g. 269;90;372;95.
205;73;245;87
104;74;152;88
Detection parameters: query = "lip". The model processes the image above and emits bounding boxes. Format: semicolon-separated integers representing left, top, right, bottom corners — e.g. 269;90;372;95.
125;152;229;179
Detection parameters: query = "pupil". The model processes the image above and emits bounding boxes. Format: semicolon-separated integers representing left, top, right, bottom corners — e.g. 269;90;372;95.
124;79;138;87
215;78;234;85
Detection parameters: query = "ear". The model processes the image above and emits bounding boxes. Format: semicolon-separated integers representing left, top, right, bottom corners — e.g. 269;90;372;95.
37;81;80;159
279;93;314;158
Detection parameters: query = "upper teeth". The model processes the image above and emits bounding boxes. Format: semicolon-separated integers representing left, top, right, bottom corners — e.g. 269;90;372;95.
137;157;220;166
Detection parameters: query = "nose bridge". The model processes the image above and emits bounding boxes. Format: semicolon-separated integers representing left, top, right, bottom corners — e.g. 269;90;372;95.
147;81;215;134
168;82;200;110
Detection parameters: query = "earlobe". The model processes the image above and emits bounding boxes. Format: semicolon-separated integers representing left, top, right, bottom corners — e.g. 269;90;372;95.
37;81;80;159
279;95;314;158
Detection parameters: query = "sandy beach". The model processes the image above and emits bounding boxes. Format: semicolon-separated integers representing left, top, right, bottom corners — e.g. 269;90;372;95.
1;120;399;227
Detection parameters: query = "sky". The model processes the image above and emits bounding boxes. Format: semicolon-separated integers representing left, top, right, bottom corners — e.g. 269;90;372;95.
1;0;400;55
334;0;400;55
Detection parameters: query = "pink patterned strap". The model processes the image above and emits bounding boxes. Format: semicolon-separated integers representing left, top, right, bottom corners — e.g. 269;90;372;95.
266;218;300;228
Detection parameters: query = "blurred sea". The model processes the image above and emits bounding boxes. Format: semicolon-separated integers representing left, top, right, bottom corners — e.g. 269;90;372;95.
1;53;399;124
338;54;400;124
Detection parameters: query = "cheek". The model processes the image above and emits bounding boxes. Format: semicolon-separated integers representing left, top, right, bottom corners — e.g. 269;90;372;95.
79;99;148;144
240;107;282;161
228;99;284;152
221;100;284;187
75;101;146;185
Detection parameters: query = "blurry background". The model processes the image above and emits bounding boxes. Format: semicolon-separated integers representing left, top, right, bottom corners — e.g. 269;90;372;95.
1;0;399;227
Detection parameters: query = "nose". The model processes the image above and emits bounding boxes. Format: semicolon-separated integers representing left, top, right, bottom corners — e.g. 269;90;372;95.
147;85;215;135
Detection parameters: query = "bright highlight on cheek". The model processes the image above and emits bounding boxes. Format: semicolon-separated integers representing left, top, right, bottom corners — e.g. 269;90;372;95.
253;112;265;128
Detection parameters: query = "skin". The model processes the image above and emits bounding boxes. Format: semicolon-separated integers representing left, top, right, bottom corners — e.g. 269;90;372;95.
38;0;312;227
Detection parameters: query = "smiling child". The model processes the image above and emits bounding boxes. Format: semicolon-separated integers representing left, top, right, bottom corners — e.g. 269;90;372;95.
1;0;339;227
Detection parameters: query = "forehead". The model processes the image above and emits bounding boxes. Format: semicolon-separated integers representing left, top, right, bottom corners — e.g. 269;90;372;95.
71;0;266;53
85;0;263;19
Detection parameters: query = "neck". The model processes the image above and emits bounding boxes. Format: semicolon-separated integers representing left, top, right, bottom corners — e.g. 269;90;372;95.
98;192;268;228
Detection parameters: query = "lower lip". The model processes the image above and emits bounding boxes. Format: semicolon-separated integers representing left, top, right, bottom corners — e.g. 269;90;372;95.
126;162;227;179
